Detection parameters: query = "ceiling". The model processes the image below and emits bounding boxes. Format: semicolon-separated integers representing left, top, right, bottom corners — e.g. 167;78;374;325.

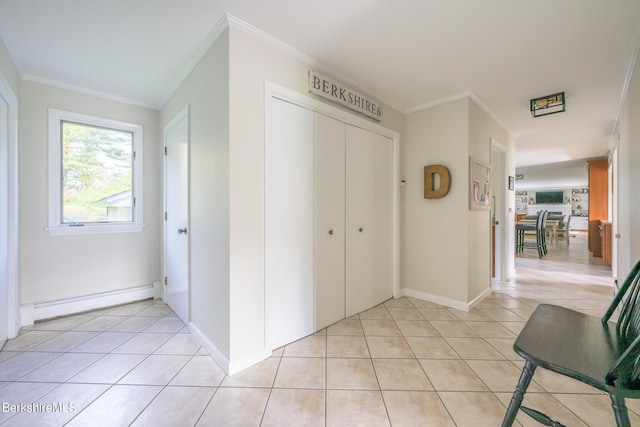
1;0;639;168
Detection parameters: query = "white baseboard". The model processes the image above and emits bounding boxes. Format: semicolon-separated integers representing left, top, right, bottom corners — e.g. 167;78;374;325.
20;282;162;325
188;321;230;374
228;349;272;376
468;287;492;310
399;287;490;312
189;321;271;376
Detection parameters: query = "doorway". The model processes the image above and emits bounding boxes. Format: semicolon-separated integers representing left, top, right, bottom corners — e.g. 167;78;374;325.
0;78;18;345
163;107;190;324
491;140;506;281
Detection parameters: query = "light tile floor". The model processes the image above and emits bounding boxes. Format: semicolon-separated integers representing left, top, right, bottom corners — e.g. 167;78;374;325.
1;233;637;426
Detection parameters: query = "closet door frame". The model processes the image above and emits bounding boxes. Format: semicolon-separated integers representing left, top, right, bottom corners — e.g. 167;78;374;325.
264;81;400;352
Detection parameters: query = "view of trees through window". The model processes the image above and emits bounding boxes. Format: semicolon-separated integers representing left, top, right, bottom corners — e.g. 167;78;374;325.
62;121;133;223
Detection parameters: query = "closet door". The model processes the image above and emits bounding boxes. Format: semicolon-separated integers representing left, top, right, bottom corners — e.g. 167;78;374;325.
372;133;394;304
314;113;346;329
345;125;375;316
266;98;314;349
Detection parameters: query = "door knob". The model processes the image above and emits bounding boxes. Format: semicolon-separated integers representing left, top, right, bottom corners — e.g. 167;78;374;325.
177;228;188;235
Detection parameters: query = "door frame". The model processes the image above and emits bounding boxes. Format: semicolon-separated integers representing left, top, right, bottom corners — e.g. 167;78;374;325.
264;81;400;352
491;138;507;282
163;106;190;319
0;77;19;340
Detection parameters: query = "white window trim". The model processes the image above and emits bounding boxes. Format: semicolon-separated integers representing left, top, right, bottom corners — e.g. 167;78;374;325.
47;109;144;236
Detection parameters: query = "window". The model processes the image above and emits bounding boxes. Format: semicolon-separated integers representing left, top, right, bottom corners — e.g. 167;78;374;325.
48;109;144;235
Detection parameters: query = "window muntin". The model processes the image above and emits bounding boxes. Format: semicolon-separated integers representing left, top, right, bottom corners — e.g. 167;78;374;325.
48;109;144;235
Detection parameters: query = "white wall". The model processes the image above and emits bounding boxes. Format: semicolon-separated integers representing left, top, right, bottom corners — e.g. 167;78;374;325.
19;81;161;306
0;35;19;338
227;25;404;366
160;30;231;359
468;100;509;300
616;53;640;278
404;98;469;304
515;160;588;190
0;35;20;97
404;96;511;308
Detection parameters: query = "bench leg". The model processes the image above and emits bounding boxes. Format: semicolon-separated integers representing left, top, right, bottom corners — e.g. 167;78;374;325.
502;360;536;427
610;395;631;427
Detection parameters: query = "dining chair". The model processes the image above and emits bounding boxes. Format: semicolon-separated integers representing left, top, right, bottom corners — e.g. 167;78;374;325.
539;210;549;255
501;259;640;427
517;210;547;258
515;211;543;257
555;215;572;244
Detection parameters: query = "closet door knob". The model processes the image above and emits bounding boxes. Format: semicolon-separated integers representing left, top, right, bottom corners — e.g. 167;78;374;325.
359;227;364;232
328;229;334;235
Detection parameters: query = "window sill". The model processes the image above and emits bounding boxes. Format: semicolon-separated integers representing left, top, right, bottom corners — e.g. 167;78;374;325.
46;224;145;237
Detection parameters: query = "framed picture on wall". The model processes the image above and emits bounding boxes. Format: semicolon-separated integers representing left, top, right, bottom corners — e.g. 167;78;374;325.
469;157;491;210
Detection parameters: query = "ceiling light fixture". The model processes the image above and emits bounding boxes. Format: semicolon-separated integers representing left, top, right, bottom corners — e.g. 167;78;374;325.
530;92;565;118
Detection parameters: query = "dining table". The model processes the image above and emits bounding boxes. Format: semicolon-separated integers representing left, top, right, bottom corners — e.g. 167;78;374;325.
517;218;561;244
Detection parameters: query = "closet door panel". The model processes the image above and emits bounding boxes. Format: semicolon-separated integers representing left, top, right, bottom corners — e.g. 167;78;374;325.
345;125;374;317
266;98;314;349
372;134;394;304
314;113;346;330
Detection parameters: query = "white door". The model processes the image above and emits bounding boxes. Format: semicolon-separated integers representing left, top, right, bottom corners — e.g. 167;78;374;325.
0;94;8;346
345;125;375;317
372;133;394;304
345;126;394;316
164;107;190;324
491;143;506;280
266;98;314;349
314;112;346;330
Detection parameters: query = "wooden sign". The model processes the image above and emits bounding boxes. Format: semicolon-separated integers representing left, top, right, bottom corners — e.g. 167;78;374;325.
308;70;383;121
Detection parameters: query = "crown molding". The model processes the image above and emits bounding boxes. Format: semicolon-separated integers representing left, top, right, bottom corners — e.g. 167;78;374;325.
468;91;509;133
22;75;158;109
404;91;471;114
610;27;640;151
225;13;400;112
404;90;508;134
159;13;231;108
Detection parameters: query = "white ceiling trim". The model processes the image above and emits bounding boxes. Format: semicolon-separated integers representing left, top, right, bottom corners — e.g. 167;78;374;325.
159;13;231;109
16;12;399;113
21;74;158;110
468;91;509;135
404;91;472;115
404;89;508;136
225;13;401;113
610;27;640;150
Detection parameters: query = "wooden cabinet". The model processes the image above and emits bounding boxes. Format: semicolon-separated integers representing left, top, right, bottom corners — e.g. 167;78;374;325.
587;158;608;256
601;222;612;266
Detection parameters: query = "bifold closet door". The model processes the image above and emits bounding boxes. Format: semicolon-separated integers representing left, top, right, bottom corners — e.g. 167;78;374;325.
345;126;375;317
345;125;393;317
313;113;346;330
372;133;394;304
266;98;314;349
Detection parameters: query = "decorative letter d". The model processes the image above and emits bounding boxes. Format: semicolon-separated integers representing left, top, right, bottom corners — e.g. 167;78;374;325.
424;165;451;199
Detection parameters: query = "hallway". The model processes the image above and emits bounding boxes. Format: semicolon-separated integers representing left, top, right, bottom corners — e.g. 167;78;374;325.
500;230;613;316
0;232;634;426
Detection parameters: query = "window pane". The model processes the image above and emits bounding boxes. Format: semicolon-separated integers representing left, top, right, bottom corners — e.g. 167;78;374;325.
62;121;133;223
